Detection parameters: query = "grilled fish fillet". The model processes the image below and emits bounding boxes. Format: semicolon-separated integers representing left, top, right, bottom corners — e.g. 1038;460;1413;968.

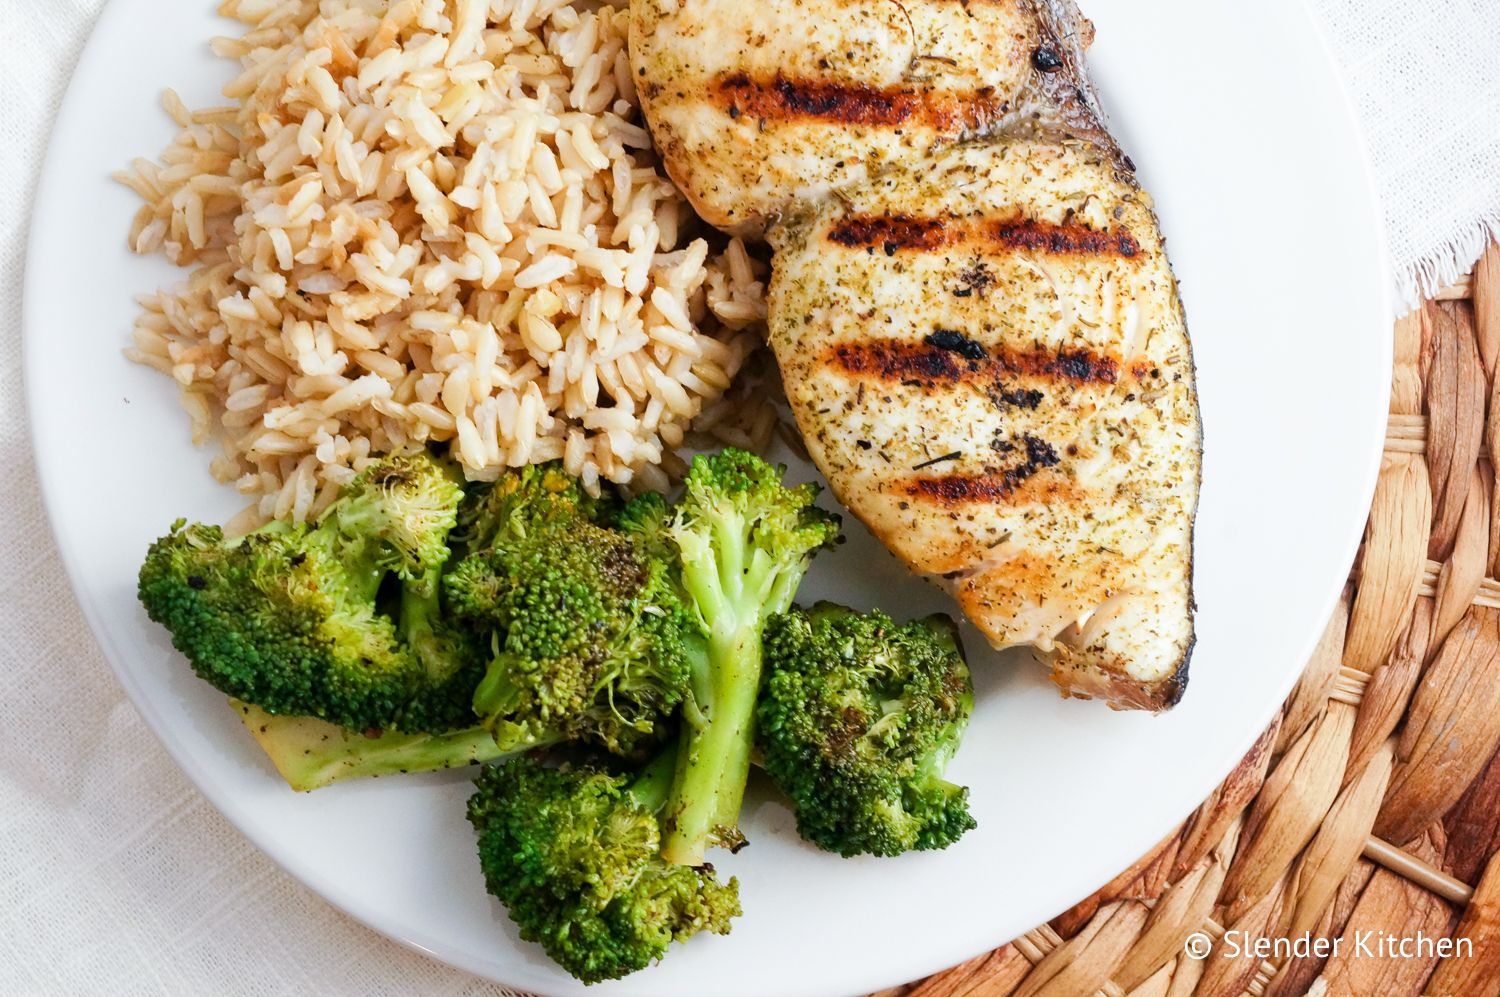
630;0;1108;237
630;0;1200;709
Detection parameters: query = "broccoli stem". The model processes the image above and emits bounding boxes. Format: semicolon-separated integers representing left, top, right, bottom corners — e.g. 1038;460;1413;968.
653;449;841;865
471;651;529;748
399;570;447;680
662;520;814;864
661;623;762;865
234;702;536;791
626;743;680;812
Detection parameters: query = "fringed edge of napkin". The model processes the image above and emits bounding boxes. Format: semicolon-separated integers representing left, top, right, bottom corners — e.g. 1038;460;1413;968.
1397;211;1500;316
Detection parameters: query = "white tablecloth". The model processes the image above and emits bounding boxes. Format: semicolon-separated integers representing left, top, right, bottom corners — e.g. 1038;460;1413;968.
2;1;1497;994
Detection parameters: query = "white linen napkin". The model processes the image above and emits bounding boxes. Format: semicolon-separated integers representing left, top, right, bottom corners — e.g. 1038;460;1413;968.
1;1;1496;993
1308;0;1500;313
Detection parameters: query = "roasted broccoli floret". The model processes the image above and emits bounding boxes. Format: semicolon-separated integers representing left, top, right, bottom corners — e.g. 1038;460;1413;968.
468;751;740;983
446;468;692;755
657;450;842;865
757;602;976;857
455;526;692;754
138;454;480;733
454;461;617;555
234;702;521;792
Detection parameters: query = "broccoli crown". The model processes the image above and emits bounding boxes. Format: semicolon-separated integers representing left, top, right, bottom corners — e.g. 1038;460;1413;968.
668;449;841;634
455;461;617;556
615;491;673;543
325;454;466;587
138;453;478;733
449;496;692;754
757;602;977;857
468;756;740;983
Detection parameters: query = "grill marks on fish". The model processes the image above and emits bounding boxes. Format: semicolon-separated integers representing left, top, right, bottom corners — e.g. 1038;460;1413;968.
906;435;1065;505
826;213;1141;258
925;329;988;360
826;328;1089;508
717;74;916;126
827;215;950;253
714;74;1009;134
825;339;1121;386
992;219;1140;257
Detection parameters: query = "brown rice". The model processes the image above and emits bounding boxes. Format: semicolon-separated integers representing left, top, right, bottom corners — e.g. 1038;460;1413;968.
120;0;768;528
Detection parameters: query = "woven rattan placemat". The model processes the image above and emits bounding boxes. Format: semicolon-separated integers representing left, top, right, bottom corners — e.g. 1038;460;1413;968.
878;250;1500;997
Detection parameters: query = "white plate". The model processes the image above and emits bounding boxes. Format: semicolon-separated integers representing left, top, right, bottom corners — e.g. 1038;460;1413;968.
24;1;1389;994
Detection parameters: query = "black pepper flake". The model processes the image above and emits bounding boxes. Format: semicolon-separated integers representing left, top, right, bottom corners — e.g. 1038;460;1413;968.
856;440;872;450
728;104;740;119
883;241;898;257
187;575;207;590
289;552;307;567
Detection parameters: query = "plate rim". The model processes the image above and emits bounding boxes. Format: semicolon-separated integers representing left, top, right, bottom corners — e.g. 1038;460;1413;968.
20;0;1393;993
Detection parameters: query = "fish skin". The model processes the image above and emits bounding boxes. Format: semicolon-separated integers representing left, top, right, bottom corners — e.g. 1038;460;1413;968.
631;0;1201;710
